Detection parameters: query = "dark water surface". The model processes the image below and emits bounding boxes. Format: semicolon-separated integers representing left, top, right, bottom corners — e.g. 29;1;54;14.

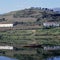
46;56;60;60
0;56;60;60
0;56;17;60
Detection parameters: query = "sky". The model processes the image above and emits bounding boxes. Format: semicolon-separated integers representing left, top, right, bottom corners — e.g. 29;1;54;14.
0;0;60;14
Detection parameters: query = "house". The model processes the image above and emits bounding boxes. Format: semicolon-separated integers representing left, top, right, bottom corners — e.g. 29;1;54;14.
43;22;60;27
0;46;13;50
0;24;13;27
44;46;60;50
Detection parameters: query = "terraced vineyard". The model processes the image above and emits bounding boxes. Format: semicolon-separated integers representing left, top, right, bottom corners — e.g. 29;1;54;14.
0;27;60;59
0;27;60;46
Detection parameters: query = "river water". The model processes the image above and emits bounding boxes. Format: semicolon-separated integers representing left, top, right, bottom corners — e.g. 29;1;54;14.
0;56;17;60
46;56;60;60
0;56;60;60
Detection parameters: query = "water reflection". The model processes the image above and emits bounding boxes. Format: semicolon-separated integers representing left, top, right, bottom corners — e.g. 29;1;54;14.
46;56;60;60
0;56;17;60
1;55;60;60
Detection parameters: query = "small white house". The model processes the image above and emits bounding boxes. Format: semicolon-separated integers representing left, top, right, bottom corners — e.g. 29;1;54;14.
0;24;13;27
44;46;60;50
0;46;13;50
43;22;60;27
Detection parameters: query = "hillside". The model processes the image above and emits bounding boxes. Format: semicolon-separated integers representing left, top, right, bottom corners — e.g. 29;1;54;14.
0;7;60;30
0;7;60;24
0;7;60;59
0;7;60;45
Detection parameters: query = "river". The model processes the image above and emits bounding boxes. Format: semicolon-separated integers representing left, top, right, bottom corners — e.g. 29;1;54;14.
0;56;18;60
0;56;60;60
46;56;60;60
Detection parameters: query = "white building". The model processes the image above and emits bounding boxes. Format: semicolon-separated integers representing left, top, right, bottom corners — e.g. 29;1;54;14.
43;22;60;27
44;46;60;50
0;24;13;27
0;46;13;50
